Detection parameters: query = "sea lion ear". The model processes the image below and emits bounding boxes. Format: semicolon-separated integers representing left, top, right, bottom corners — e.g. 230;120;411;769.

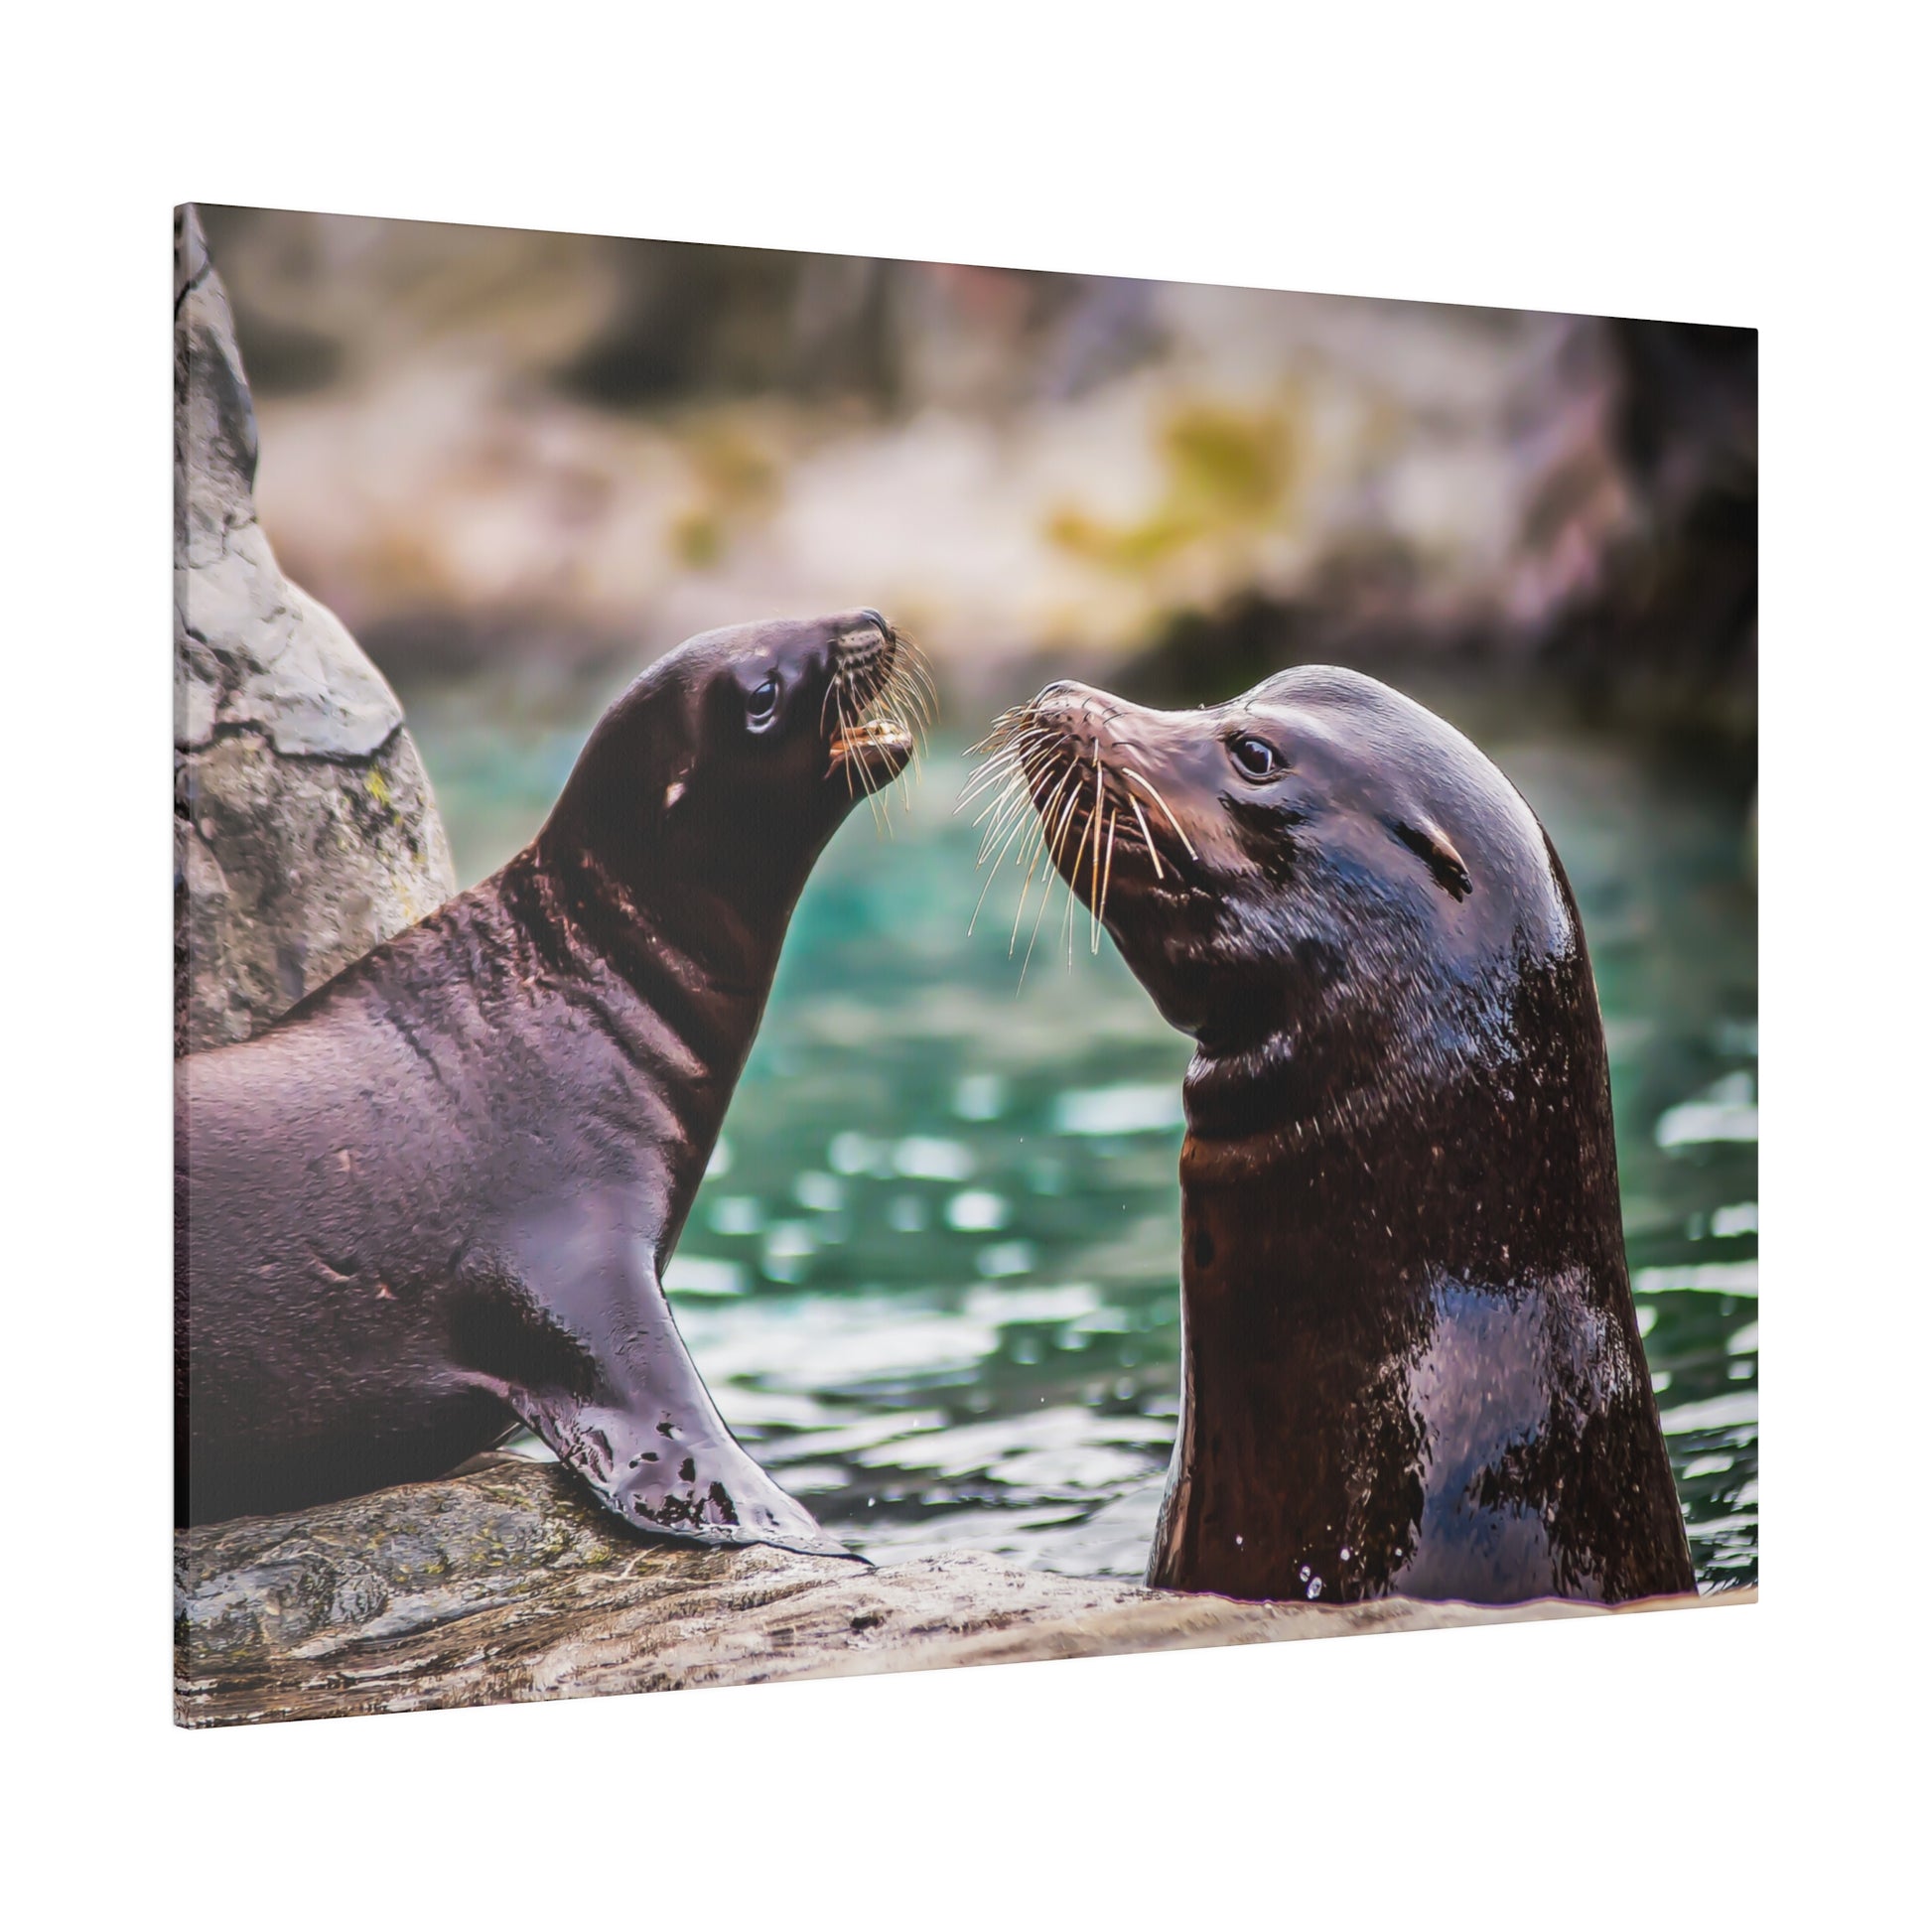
656;757;697;818
1389;815;1473;901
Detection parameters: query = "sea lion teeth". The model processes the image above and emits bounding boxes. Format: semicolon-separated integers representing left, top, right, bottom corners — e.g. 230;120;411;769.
828;716;914;772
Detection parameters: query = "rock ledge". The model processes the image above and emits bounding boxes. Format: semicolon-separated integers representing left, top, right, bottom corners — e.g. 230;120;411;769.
175;1458;1750;1727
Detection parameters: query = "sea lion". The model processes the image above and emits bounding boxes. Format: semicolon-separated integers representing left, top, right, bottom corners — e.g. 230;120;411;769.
178;609;928;1552
967;667;1695;1603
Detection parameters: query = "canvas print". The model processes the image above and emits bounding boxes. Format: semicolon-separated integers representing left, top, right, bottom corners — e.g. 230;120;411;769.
174;205;1757;1725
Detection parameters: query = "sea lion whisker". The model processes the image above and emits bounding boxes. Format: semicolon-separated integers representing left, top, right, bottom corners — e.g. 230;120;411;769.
959;750;1029;814
1017;794;1050;865
968;706;1036;758
1013;751;1078;949
1127;795;1166;879
977;795;1036;885
957;731;1049;806
975;776;1035;863
1012;757;1077;963
964;769;1032;830
1017;831;1060;984
890;681;936;766
957;768;1011;815
853;726;886;833
1122;767;1199;860
987;727;1035;772
834;683;858;801
1004;772;1066;885
1097;806;1118;950
972;777;1022;854
1089;763;1105;952
1020;746;1066;846
902;662;941;731
973;795;1050;938
1044;763;1081;865
1061;806;1096;965
848;686;890;835
1019;751;1073;856
874;669;918;754
1005;836;1039;953
865;759;893;836
888;654;936;755
979;742;1057;822
968;801;1041;934
966;784;1028;854
1008;820;1053;961
892;628;936;697
994;733;1060;784
981;763;1043;846
973;720;1055;764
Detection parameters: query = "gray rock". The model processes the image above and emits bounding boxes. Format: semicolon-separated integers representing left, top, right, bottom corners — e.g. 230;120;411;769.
173;1457;1746;1726
175;204;455;1053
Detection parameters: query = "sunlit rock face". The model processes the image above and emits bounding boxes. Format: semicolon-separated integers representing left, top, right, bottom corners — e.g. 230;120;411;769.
175;204;455;1053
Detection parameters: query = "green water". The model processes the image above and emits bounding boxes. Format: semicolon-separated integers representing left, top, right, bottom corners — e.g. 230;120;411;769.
405;670;1758;1590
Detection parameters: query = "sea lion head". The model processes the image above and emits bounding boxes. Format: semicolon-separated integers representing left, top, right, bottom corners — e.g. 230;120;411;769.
541;609;927;948
976;666;1580;1135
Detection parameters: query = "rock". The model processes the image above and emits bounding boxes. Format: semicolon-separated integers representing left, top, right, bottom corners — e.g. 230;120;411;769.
175;204;456;1053
173;1457;1748;1726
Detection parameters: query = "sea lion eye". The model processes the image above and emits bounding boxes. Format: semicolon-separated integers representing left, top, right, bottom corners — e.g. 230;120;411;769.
747;677;780;728
1228;734;1283;781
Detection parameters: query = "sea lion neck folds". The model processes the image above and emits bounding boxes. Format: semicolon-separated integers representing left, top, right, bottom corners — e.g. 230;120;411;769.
974;665;1694;1605
179;611;928;1554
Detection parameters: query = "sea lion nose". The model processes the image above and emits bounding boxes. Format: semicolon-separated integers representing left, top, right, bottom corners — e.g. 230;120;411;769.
1035;680;1106;733
836;609;893;653
833;612;894;671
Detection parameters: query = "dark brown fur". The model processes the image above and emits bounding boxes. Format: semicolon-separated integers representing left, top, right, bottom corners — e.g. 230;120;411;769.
178;611;918;1550
980;668;1694;1603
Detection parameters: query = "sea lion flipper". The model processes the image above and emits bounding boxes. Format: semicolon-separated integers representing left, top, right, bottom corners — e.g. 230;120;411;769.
488;1198;861;1562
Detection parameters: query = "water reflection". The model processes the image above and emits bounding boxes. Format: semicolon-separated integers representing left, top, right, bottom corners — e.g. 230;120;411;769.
412;687;1757;1591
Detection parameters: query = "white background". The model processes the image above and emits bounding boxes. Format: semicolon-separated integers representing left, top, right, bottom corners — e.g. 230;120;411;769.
4;4;1922;1922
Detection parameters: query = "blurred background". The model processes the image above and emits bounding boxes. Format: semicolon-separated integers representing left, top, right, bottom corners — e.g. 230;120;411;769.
203;207;1757;1588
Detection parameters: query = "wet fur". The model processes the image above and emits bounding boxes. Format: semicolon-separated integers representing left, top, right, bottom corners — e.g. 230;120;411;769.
970;666;1695;1604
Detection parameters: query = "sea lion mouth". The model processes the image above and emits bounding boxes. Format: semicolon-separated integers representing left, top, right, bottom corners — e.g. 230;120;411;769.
823;619;934;806
828;715;915;778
